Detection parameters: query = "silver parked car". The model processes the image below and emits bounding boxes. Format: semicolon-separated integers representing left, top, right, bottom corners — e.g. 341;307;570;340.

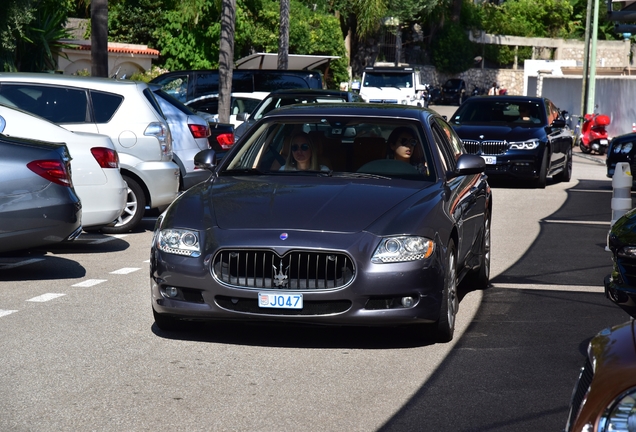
0;73;180;233
150;86;212;191
0;133;82;252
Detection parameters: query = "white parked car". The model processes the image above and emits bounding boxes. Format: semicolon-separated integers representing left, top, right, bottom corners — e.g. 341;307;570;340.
150;86;212;191
185;92;268;128
0;104;127;230
0;73;180;233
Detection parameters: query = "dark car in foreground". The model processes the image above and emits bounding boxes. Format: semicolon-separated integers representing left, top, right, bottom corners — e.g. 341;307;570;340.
450;95;574;188
150;104;491;343
233;88;363;141
605;208;636;317
606;132;636;183
0;133;82;252
564;319;636;432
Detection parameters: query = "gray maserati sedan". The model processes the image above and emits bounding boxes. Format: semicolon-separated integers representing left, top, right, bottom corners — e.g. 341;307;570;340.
150;103;491;343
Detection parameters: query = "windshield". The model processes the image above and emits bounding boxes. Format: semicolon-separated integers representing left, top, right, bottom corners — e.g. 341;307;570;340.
451;100;545;126
363;72;413;89
220;116;434;181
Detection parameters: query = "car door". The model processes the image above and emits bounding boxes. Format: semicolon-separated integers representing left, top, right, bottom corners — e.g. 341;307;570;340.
545;99;571;168
432;117;487;264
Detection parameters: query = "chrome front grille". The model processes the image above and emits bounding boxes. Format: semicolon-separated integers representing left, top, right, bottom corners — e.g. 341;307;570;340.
565;357;594;432
462;139;509;155
212;249;355;290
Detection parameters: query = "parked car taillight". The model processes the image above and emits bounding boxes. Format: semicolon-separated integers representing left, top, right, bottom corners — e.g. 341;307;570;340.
90;147;119;169
216;133;235;150
27;159;73;187
189;124;211;139
144;122;173;160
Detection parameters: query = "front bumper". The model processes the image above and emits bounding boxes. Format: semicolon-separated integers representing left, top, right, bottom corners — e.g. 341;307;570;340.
480;154;542;180
150;231;446;326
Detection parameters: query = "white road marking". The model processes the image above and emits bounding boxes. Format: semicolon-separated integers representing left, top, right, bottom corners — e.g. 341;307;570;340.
0;309;18;318
493;283;604;292
0;258;45;269
569;189;613;193
543;219;611;225
72;279;107;287
110;268;140;275
27;293;66;302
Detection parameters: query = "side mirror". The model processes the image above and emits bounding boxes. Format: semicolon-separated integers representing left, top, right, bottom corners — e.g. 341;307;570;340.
237;112;248;121
194;149;217;172
447;154;485;180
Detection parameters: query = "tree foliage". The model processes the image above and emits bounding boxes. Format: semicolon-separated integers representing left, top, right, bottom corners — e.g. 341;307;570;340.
431;20;474;73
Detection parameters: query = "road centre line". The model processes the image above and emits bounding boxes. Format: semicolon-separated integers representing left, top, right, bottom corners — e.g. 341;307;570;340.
543;219;611;225
72;279;107;287
0;309;18;318
27;293;66;302
110;268;141;275
493;283;604;292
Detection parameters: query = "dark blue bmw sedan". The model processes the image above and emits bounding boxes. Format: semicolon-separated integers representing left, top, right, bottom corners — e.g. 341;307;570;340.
150;104;491;343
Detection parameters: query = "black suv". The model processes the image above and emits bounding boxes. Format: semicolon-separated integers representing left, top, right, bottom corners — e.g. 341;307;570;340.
440;78;467;105
449;95;574;188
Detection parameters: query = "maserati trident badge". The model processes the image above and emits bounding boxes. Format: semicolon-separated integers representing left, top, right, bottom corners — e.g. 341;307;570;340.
272;260;289;287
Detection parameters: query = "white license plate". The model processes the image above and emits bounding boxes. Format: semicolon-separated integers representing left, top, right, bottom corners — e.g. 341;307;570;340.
600;139;608;144
258;292;303;309
481;156;497;165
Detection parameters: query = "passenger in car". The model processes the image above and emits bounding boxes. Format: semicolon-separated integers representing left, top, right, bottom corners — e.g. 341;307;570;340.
387;127;428;174
280;132;330;171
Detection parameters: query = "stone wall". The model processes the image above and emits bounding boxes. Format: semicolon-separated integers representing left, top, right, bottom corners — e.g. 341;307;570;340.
419;65;526;95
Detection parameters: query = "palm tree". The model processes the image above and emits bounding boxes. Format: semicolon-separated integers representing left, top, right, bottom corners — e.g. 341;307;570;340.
91;0;108;77
217;0;235;124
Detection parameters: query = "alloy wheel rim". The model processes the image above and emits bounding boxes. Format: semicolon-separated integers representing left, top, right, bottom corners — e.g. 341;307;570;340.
447;253;458;328
114;185;138;227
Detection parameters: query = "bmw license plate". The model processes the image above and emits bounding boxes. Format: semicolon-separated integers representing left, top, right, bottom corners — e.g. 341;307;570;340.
481;156;497;165
258;292;303;309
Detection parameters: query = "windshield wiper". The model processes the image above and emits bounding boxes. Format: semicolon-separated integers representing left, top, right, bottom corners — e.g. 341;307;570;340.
332;172;392;180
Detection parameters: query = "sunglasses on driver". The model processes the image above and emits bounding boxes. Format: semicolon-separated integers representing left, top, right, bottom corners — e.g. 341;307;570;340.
291;143;310;152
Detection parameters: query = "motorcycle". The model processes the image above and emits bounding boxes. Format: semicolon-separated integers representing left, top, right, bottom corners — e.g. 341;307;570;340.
578;112;611;155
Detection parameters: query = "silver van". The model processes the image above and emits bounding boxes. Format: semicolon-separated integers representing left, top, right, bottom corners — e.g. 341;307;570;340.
0;73;180;233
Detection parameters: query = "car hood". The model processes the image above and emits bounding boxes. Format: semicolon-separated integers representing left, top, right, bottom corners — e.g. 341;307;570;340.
198;176;431;233
453;124;545;141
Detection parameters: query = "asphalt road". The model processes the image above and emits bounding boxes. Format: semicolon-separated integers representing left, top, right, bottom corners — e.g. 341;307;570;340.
0;115;629;431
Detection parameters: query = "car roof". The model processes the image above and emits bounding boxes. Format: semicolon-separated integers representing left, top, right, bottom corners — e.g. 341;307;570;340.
264;89;354;97
465;95;546;104
260;103;432;120
0;73;144;92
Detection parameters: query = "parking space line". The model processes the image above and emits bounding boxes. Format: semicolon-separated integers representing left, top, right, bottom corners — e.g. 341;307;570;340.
110;268;141;275
27;293;66;302
543;219;611;225
72;279;107;287
493;283;604;292
0;309;18;318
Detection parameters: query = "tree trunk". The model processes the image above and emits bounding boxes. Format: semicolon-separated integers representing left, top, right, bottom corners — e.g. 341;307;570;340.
217;0;236;124
91;0;109;77
278;0;289;70
451;0;462;23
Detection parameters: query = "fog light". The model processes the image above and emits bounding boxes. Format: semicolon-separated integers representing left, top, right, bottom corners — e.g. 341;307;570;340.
165;286;179;298
401;296;415;307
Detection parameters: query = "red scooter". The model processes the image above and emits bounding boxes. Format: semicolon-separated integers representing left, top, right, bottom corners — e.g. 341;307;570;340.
578;113;610;155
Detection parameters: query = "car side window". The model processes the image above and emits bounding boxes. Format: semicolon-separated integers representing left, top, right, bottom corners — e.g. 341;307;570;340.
90;90;123;123
434;117;463;160
154;74;189;102
0;84;89;124
430;122;457;173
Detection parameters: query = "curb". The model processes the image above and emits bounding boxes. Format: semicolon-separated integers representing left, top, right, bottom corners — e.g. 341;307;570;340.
573;151;605;166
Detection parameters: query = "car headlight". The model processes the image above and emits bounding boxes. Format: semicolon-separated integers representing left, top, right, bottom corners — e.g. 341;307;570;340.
371;236;434;263
157;229;201;257
618;246;636;258
509;139;540;150
598;387;636;432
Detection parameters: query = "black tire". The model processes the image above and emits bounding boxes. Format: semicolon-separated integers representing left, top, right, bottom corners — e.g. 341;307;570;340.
101;175;146;234
433;240;458;343
554;147;572;183
534;151;548;189
578;138;591;154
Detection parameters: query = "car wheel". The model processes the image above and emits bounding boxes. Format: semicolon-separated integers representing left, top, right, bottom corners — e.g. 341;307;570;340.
433;240;458;343
554;147;572;183
101;175;146;234
465;214;491;290
578;137;591;154
534;151;548;189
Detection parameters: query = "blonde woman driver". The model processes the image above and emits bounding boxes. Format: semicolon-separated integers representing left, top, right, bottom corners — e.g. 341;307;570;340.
280;132;329;171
